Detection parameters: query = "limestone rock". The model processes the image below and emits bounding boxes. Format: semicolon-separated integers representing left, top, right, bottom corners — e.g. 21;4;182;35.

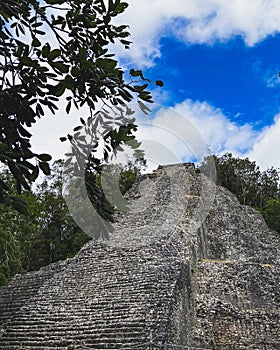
0;163;279;349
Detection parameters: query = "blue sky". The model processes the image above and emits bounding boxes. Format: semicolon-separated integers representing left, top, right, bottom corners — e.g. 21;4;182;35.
110;0;280;170
149;35;280;128
31;0;280;170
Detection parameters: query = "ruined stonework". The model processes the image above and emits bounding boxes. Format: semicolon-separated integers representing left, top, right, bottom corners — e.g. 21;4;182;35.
0;163;279;349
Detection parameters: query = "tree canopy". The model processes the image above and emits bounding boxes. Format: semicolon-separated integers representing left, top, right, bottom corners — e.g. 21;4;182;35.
0;156;145;285
201;153;280;235
0;0;162;213
261;198;280;234
202;153;279;208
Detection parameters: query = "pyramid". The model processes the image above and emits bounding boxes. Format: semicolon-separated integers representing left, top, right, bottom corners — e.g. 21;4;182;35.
0;163;279;349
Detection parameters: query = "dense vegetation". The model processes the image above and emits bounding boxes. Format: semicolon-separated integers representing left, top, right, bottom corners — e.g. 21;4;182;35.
0;0;161;223
0;0;161;286
0;157;145;286
201;153;280;234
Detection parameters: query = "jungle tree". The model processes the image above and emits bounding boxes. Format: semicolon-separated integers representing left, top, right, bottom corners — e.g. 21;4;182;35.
0;0;162;215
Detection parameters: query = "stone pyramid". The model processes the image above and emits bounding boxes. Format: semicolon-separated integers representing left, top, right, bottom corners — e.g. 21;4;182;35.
0;163;279;349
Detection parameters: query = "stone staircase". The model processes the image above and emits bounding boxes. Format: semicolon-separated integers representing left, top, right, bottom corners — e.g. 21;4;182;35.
0;240;182;349
0;260;68;328
0;163;280;349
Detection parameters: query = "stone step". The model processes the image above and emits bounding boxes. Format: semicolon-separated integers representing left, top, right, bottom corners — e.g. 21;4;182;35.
0;334;149;347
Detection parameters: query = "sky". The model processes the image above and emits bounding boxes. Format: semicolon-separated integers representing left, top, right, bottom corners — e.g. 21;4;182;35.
31;0;280;171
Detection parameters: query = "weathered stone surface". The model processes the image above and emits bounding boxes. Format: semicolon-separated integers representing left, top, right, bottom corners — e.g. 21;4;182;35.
0;260;69;328
0;163;279;349
205;186;280;263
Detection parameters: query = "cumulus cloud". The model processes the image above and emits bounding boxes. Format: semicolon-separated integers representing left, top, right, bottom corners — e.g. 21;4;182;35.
173;100;257;155
133;99;280;171
131;100;258;171
30;98;280;172
248;114;280;170
115;0;280;66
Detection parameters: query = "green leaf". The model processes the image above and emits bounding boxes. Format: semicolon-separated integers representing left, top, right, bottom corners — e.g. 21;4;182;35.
29;166;39;182
64;75;75;89
71;67;80;77
79;47;86;60
108;0;115;11
51;61;69;73
36;103;44;116
45;0;65;5
156;80;164;87
49;82;66;97
139;91;153;102
48;49;61;61
130;69;143;78
106;59;117;70
31;37;41;47
96;58;117;70
14;43;24;58
39;161;51;175
20;57;38;68
37;154;52;162
114;2;128;14
73;126;83;132
34;29;46;35
42;43;51;58
32;22;43;28
18;126;32;138
120;39;131;48
8;162;30;190
135;84;148;92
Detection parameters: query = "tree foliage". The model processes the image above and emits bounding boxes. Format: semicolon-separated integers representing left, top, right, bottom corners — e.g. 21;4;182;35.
202;153;279;208
0;229;22;286
0;156;147;285
28;161;90;270
0;0;162;211
0;163;90;284
261;199;280;234
201;153;280;234
118;153;146;194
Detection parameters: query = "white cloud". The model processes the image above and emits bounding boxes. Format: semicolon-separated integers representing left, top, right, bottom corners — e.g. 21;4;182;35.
266;73;280;88
115;0;280;66
248;114;280;170
173;100;257;155
130;100;258;171
30;97;280;172
133;99;280;171
30;99;103;162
